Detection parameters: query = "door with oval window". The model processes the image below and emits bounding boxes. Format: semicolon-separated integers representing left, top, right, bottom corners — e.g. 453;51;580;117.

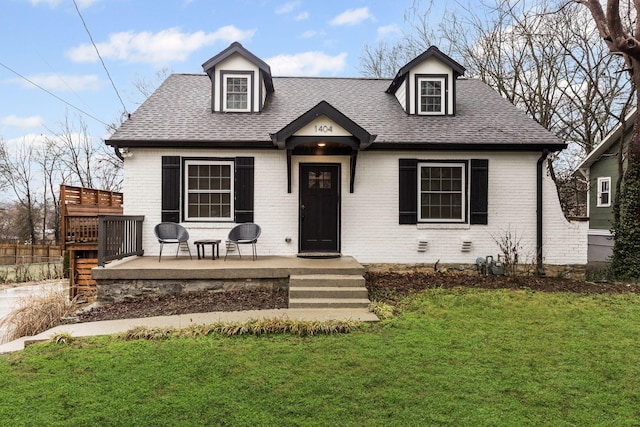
299;163;340;253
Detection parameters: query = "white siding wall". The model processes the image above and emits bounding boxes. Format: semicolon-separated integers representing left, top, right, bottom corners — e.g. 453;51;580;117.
395;80;406;111
123;148;586;265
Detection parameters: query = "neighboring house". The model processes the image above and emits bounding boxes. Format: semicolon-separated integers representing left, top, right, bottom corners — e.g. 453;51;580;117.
106;42;586;269
576;109;635;264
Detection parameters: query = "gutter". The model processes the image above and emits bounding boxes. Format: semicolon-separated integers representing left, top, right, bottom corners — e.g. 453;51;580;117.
537;150;549;276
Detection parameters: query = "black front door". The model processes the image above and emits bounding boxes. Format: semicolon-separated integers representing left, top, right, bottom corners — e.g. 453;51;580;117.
299;163;340;253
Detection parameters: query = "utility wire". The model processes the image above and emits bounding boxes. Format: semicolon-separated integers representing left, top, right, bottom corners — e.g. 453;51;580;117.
0;61;112;128
72;0;128;115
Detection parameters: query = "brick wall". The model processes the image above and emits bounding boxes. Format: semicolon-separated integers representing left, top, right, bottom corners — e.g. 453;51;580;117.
122;148;587;266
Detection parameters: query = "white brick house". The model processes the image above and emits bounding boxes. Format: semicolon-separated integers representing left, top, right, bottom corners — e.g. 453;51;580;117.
107;42;586;270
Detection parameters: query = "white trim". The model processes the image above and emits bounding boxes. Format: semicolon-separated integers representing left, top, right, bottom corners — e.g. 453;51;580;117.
418;162;466;223
184;160;234;221
596;176;611;207
588;229;613;237
417;76;446;115
223;74;250;112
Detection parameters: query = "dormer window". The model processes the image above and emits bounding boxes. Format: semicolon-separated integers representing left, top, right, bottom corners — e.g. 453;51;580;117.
223;74;250;112
386;46;465;116
418;76;446;115
202;42;274;113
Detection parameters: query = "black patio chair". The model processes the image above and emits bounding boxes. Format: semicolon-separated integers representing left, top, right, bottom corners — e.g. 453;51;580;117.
154;222;192;262
224;223;261;261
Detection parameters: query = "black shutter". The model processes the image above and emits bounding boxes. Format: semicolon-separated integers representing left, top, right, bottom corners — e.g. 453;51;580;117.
399;159;418;224
470;159;489;225
235;157;254;223
161;156;181;223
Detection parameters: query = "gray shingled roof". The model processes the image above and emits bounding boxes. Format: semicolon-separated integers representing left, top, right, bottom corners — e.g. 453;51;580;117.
107;74;564;149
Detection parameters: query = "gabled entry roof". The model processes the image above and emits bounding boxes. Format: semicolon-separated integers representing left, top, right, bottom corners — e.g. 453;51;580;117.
270;100;377;150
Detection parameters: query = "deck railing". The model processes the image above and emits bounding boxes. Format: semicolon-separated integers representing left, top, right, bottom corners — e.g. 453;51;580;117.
97;215;145;267
64;216;100;244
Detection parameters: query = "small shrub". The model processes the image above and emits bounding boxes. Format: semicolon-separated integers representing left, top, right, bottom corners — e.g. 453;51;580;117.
369;301;395;319
490;225;526;276
0;290;77;342
122;317;362;341
50;332;74;345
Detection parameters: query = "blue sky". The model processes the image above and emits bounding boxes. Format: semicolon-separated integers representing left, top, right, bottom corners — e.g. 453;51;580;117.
0;0;456;147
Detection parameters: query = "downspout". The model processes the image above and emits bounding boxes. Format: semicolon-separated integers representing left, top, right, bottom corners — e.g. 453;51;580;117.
114;146;124;161
537;150;549;276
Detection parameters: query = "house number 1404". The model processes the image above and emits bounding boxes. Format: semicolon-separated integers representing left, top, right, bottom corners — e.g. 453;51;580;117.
314;125;333;133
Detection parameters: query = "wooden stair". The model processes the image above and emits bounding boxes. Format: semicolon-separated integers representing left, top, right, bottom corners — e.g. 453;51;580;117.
288;274;370;309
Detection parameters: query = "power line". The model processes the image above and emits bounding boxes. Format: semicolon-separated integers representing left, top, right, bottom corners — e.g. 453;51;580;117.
0;61;112;128
72;0;128;115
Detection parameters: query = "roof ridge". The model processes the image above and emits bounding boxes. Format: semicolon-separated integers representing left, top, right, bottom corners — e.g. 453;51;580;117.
272;76;392;81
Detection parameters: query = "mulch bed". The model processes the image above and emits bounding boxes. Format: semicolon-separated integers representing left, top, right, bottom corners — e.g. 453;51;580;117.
365;271;640;304
77;288;288;323
76;272;640;322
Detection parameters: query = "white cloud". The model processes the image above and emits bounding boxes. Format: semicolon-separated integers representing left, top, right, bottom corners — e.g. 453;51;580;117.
301;30;324;39
295;11;309;21
330;7;373;26
66;26;256;65
275;1;300;14
12;74;101;92
377;24;402;39
0;115;43;130
266;51;347;76
4;133;48;151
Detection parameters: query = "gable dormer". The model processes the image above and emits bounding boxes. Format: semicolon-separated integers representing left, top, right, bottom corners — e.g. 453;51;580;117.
202;42;274;113
386;46;465;116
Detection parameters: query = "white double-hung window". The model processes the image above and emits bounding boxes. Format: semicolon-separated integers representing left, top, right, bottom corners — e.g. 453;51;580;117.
223;74;250;112
419;162;466;222
184;160;234;221
418;77;446;115
597;176;611;207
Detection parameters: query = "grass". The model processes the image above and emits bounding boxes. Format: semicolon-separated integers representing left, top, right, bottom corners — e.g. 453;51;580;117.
1;288;639;426
0;262;63;284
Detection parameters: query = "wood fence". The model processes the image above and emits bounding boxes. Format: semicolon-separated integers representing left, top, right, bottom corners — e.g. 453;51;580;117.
0;244;63;265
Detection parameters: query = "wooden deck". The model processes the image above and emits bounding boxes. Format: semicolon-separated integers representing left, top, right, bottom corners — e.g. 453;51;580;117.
60;185;124;299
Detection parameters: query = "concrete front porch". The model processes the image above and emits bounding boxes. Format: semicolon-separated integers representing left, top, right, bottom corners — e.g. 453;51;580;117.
92;255;370;308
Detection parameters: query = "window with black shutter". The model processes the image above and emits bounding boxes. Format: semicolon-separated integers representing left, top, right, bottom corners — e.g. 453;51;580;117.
399;158;488;225
161;156;254;223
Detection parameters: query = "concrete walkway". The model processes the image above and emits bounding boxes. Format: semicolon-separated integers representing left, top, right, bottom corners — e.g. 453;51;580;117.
0;307;379;354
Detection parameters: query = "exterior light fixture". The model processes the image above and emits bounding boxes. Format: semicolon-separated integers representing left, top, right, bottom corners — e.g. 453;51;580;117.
317;142;326;147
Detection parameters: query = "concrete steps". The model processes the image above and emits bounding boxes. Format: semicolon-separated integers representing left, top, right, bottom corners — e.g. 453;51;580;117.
288;274;370;309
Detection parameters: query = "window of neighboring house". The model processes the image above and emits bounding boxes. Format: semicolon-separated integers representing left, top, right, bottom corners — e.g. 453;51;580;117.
184;160;234;220
597;176;611;207
224;75;249;112
418;77;446;115
419;162;466;222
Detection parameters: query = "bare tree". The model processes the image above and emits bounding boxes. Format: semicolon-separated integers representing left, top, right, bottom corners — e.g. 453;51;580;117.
576;0;640;278
359;0;633;216
49;112;122;192
39;137;63;244
0;140;40;243
359;0;437;77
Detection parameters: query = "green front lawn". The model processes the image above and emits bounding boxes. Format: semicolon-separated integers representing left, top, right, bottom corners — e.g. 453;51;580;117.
1;288;639;426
